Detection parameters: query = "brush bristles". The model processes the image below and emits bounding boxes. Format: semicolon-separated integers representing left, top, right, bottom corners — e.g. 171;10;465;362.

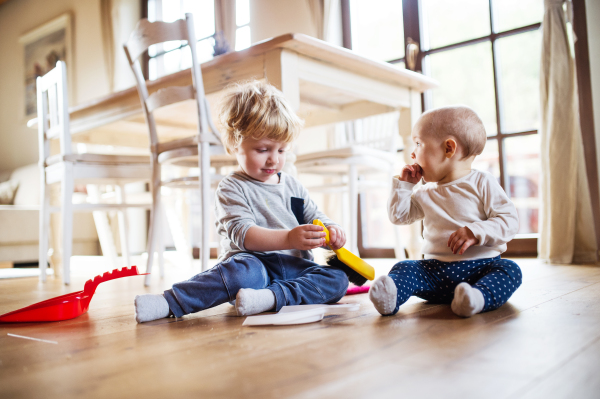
325;252;367;286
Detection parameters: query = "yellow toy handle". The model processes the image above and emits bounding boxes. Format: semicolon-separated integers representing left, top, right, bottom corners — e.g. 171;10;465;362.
312;219;375;281
313;219;330;244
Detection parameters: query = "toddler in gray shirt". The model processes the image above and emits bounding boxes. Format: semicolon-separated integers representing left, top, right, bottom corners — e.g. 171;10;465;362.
135;81;349;322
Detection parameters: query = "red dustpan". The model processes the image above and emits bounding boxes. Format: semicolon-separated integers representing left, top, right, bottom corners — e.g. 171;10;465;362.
0;266;148;323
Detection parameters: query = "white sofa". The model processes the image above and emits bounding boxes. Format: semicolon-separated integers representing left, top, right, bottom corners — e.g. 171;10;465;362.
0;163;99;263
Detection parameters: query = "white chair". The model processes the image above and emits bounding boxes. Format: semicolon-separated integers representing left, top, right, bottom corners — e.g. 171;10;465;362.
124;13;236;285
37;61;152;285
295;112;405;258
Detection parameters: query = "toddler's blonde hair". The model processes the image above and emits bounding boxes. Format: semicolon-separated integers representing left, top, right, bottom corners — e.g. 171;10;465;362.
419;105;487;159
219;81;304;154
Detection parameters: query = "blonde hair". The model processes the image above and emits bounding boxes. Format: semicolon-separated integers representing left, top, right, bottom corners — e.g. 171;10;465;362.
219;81;304;154
418;105;487;159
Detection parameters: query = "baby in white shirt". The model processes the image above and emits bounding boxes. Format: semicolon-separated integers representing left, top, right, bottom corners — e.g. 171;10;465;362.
370;105;522;317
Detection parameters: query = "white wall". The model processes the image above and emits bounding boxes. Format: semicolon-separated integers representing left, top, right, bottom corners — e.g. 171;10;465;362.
249;0;318;43
0;0;110;172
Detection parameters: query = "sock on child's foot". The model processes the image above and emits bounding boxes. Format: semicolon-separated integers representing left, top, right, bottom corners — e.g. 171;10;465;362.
235;288;275;316
135;294;170;323
369;276;398;315
451;282;484;317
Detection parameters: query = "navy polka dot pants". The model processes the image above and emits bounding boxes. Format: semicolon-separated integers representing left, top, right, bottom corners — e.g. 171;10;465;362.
387;256;522;315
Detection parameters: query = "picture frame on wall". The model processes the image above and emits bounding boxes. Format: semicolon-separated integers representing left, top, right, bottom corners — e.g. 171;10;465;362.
19;13;73;120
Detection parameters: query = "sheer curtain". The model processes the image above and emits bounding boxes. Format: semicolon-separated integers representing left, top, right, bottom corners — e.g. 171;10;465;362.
538;0;597;264
100;0;141;92
215;0;236;52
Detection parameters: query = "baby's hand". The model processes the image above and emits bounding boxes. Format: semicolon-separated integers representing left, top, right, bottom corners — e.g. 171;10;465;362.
448;227;480;255
399;163;423;184
327;225;346;250
288;225;326;250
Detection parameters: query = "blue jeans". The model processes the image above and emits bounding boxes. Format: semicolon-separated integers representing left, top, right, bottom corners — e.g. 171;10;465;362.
387;256;522;315
164;252;349;317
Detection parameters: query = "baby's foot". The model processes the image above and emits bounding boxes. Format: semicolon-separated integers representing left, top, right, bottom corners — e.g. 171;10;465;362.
369;276;397;315
235;288;275;316
134;294;170;323
451;282;484;317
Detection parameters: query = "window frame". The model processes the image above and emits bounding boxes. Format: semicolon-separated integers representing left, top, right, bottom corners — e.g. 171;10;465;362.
234;0;251;51
343;0;596;257
142;0;218;81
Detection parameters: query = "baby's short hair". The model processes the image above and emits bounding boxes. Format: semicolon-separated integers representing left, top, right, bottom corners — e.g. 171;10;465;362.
419;105;487;158
219;80;304;154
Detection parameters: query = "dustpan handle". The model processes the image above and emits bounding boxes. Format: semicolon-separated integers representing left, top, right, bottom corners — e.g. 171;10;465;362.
83;266;147;296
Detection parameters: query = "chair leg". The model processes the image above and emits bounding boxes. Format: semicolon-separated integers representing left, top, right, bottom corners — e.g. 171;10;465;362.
348;164;358;254
61;164;74;285
115;185;131;267
88;185;119;269
388;166;406;260
164;192;193;268
92;212;119;268
157;200;165;278
393;225;407;260
39;173;50;283
199;141;211;272
407;222;424;260
144;162;161;286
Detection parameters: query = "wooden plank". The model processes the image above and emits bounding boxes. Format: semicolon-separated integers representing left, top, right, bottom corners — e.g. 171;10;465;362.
3;259;596;398
26;34;436;147
265;49;300;111
303;101;395;128
297;54;411;109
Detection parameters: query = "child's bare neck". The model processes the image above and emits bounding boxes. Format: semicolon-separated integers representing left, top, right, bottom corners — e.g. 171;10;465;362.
437;163;473;184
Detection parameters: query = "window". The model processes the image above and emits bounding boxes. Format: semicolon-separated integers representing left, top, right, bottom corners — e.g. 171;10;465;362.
419;0;543;236
144;0;252;80
347;0;543;253
146;0;216;80
235;0;251;51
349;0;405;65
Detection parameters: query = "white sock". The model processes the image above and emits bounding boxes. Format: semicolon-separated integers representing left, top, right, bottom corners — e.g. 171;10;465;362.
235;288;275;316
451;282;485;317
134;294;170;323
369;276;398;315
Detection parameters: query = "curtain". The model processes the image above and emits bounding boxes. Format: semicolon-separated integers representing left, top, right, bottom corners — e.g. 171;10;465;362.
307;0;342;44
215;0;236;52
100;0;140;92
538;0;598;264
100;0;115;92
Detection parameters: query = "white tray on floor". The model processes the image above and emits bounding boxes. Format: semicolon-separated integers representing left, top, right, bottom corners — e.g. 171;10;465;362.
242;303;360;326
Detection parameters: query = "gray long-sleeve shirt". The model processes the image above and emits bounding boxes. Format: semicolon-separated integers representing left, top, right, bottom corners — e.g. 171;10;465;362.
214;171;335;261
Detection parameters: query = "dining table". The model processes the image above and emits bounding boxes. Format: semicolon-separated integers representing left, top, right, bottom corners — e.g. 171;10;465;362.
29;33;438;272
33;33;437;157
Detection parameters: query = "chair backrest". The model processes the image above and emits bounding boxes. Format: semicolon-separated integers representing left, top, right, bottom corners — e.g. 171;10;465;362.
123;13;221;151
37;60;72;166
331;112;400;154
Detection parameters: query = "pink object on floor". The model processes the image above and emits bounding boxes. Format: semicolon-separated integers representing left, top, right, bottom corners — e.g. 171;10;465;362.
346;285;370;295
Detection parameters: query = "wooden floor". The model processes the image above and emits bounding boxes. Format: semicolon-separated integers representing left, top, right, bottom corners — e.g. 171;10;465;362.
1;256;599;399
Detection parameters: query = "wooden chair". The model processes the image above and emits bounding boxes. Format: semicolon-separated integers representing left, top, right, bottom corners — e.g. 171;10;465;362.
295;112;405;258
124;13;236;285
37;61;152;285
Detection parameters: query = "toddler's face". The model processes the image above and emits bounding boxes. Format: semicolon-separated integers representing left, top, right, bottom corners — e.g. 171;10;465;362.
235;137;289;184
410;123;448;183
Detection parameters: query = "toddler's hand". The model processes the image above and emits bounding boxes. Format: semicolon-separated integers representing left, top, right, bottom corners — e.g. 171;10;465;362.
399;163;423;184
327;225;346;250
288;225;326;250
448;227;479;255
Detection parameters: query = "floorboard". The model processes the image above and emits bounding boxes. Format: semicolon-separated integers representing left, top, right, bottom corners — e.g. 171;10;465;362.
0;256;599;398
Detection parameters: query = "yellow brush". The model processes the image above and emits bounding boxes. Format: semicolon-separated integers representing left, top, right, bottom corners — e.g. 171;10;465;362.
313;219;375;281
